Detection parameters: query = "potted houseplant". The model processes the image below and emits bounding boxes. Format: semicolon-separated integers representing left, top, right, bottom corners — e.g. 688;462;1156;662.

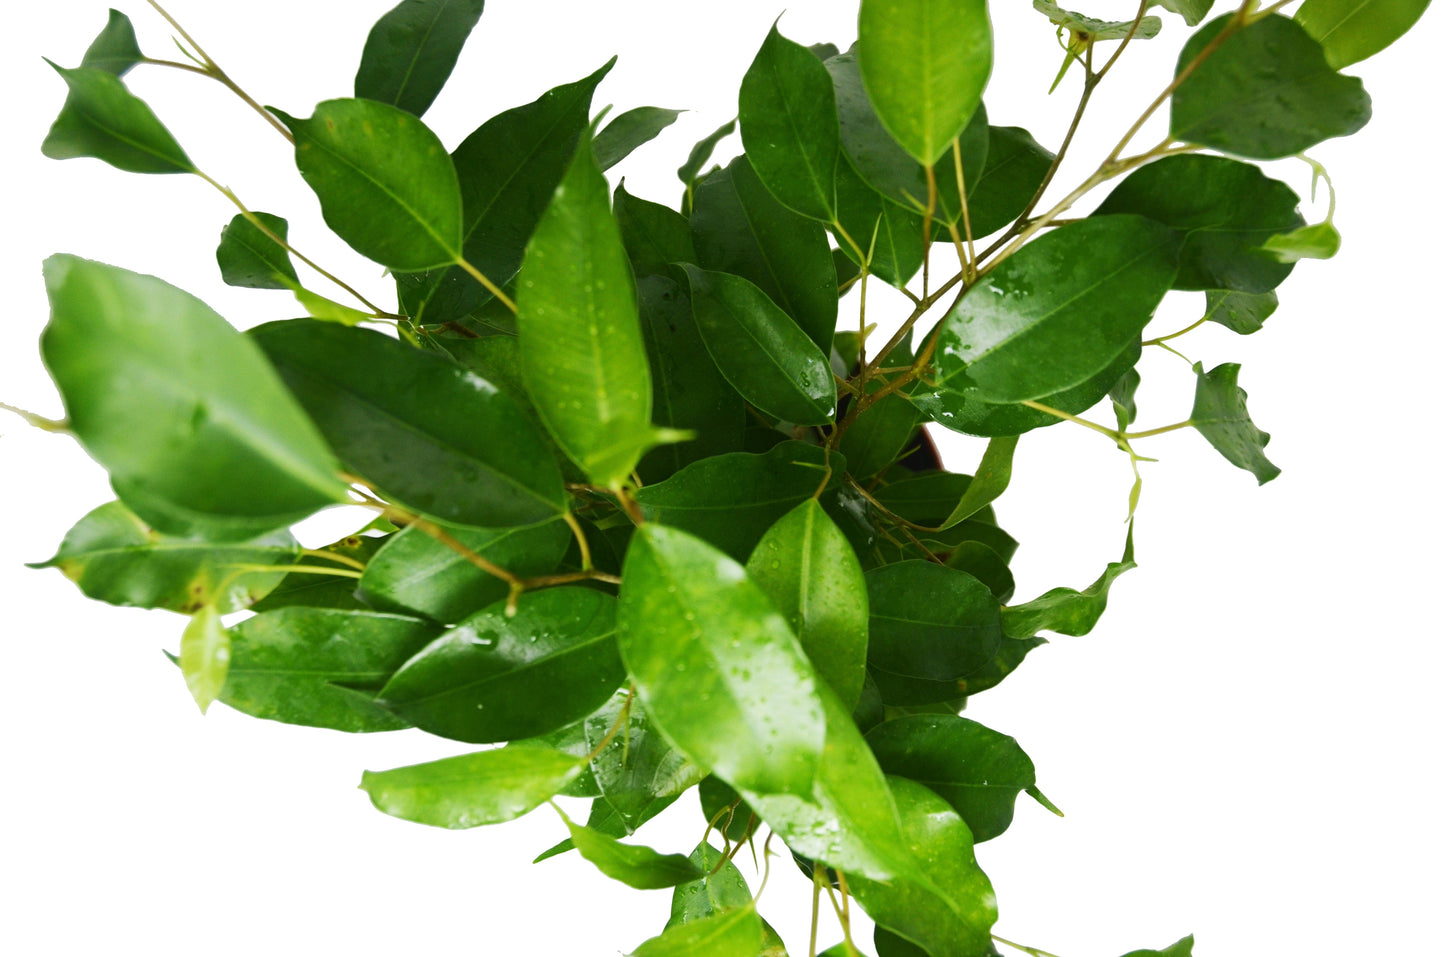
2;1;1438;954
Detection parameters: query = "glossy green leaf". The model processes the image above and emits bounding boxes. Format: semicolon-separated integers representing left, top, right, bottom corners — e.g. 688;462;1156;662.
635;441;843;562
1095;155;1303;294
832;152;926;290
698;778;757;844
747;500;869;708
275;98;463;271
1189;361;1281;483
856;0;991;166
379;588;622;743
678;119;737;191
42;63;193;173
667;843;753;927
80;9;144;76
617;184;697;278
403;63;609;323
967;126;1054;239
360;743;582;828
1004;526;1136;639
865;562;1003;705
941;435;1018;529
631;906;763;957
1119;934;1196;957
1204;289;1278;335
359;517;568;623
250;533;387;612
851;777;997;957
839;347;924;478
946;542;1015;603
293;287;369;326
618;524;826;796
1033;1;1163;39
738;24;839;221
1149;0;1214;26
585;690;705;834
517;126;662;487
41;256;348;536
870;471;978;528
691;156;838;353
933;216;1177;403
867;714;1047;842
180;606;229;714
221;608;438;731
354;0;485;117
1296;0;1429;67
216;212;299;290
31;501;298;614
596;107;684;171
958;636;1047;697
565;815;704;890
682;264;836;426
526;717;602;801
252;321;565;528
1170;14;1371;160
1261;222;1341;263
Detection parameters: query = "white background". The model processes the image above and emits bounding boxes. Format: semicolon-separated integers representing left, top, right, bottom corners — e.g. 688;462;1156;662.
1;1;1440;954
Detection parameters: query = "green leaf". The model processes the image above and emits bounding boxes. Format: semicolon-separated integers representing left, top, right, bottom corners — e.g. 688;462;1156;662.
216;212;300;290
865;562;1003;706
698;778;758;844
631;906;764;957
851;777;998;957
1170;14;1371;160
40;256;348;537
293;287;370;326
517;126;661;487
747;500;870;709
1149;0;1215;27
180;605;229;714
635;441;844;562
379;588;623;743
947;542;1015;604
856;0;991;166
738;24;840;221
678;119;737;190
251;321;565;527
1119;934;1196;957
275;98;464;270
1189;361;1281;483
359;518;568;623
1003;527;1136;639
565;815;705;890
31;501;298;614
1296;0;1430;67
1033;1;1163;40
360;743;583;828
616;184;697;278
839;341;924;478
596;107;685;171
80;9;144;76
933;216;1177;403
42;63;194;173
1111;367;1142;428
1095;155;1303;294
691;156;839;353
831;152;925;290
941;435;1018;529
618;525;826;797
221;608;438;732
682;264;836;426
402;63;610;323
585;690;705;834
667;843;754;927
251;533;387;612
1204;289;1278;335
867;714;1047;842
1260;222;1341;262
354;0;485;117
967;126;1054;239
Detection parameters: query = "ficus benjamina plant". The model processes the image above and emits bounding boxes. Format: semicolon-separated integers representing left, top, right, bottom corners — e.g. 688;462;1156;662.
3;0;1435;954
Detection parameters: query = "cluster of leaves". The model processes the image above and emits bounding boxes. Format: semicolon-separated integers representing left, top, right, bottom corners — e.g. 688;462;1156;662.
19;0;1428;955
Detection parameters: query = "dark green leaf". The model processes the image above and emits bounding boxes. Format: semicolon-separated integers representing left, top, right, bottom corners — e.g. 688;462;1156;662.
354;0;485;117
668;843;754;927
80;9;144;76
251;533;387;612
678;119;737;190
865;562;1003;705
617;184;697;278
585;690;705;834
747;500;869;709
831;152;925;289
565;816;704;890
1149;0;1214;27
1260;222;1341;262
252;321;565;528
1189;361;1281;483
31;501;298;614
1119;934;1196;957
967;125;1054;239
517;126;664;487
221;608;438;732
42;63;194;173
275;98;463;270
958;636;1047;697
379;588;623;743
738;24;839;220
1095;155;1302;294
698;778;757;844
360;743;582;828
941;435;1018;529
1296;0;1429;67
1033;1;1163;39
359;517;568;622
856;0;991;166
635;441;843;562
631;906;763;957
180;605;228;714
41;256;347;537
946;542;1015;603
1111;368;1142;427
691;156;838;353
1170;14;1371;160
839;373;923;478
597;107;685;171
216;212;300;290
870;470;978;528
933;216;1176;403
682;264;836;426
1004;526;1136;639
1204;289;1278;334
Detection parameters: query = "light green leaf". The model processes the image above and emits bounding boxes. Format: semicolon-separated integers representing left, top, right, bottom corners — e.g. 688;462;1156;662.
565;815;705;890
275;98;464;271
353;0;486;117
856;0;992;166
1295;0;1430;68
360;743;582;828
216;212;300;290
79;9;144;76
42;63;194;173
1112;367;1142;427
1204;289;1278;335
292;287;370;325
1120;934;1196;957
596;107;685;171
941;435;1018;529
1260;222;1341;262
180;605;229;714
1189;362;1281;483
1003;525;1136;639
1149;0;1214;26
1033;1;1163;40
631;906;763;957
40;256;348;538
